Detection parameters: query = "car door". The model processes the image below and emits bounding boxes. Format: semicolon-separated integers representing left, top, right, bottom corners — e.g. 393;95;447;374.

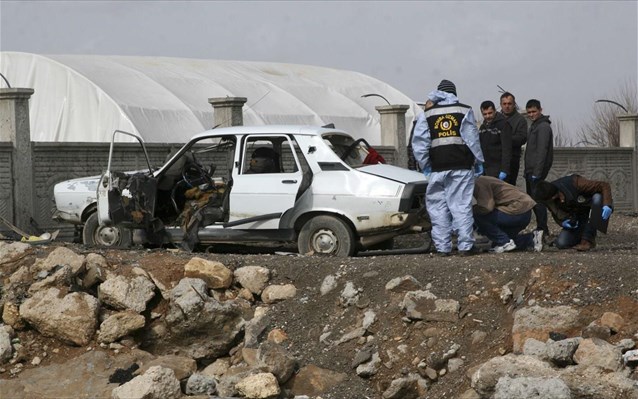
228;134;302;229
97;130;157;228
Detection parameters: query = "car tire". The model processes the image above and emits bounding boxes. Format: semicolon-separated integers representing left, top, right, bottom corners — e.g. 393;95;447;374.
82;212;132;248
298;215;355;257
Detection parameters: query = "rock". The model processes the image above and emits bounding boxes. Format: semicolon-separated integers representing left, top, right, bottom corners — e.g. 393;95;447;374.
267;328;288;344
356;352;381;377
320;275;338;296
581;321;612;340
2;301;25;329
285;364;346;397
522;338;548;360
184;257;233;289
573;338;622;371
471;330;487;345
352;346;374;368
362;310;376;330
261;284;297;304
256;341;297;384
385;276;422;293
97;311;146;343
111;365;181;399
244;311;269;348
546;337;580;367
600;312;624;333
185;372;217;395
0;349;154;398
201;357;230;379
339;282;359;307
235;372;280;399
28;263;76;294
559;365;638;398
32;247;85;275
493;376;571;399
0;325;14;363
512;306;580;353
82;253;109;288
447;358;464;373
382;373;427;399
98;275;156;313
19;288;98;346
0;241;30;261
161;278;244;359
470;354;554;396
234;266;270;295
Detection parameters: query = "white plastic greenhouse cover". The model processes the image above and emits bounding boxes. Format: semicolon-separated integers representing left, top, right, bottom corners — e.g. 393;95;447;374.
0;52;420;144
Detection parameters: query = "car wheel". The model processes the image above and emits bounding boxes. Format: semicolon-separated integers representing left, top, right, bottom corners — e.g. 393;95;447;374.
298;215;355;257
82;212;132;248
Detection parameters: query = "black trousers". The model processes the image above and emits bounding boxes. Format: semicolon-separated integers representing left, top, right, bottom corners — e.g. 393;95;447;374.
525;175;549;233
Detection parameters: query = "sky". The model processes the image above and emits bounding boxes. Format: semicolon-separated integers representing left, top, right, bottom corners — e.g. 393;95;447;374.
1;0;636;141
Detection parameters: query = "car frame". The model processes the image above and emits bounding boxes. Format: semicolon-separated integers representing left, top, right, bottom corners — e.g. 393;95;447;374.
55;125;431;256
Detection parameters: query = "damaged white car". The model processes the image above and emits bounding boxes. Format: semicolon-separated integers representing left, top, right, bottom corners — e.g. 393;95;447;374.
54;125;430;256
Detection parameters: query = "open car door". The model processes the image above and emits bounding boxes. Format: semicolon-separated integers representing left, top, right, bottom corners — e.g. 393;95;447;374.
97;130;157;228
228;134;303;229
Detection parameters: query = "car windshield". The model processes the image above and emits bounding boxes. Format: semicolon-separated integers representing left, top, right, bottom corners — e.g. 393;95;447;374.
322;133;371;168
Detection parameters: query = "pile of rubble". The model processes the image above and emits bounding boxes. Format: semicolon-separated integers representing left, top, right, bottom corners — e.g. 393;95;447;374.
0;241;637;398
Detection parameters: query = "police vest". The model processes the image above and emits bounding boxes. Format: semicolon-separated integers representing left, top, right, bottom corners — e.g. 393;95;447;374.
425;103;474;172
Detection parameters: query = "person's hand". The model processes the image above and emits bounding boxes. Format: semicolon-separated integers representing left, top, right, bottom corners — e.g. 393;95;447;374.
561;219;579;229
423;165;432;178
602;205;613;220
474;163;484;178
498;171;507;180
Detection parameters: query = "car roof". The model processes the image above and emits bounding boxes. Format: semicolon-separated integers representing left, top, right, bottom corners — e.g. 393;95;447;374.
189;125;350;141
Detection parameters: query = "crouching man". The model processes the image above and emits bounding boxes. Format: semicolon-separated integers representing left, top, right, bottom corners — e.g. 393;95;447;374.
532;174;613;251
473;176;543;253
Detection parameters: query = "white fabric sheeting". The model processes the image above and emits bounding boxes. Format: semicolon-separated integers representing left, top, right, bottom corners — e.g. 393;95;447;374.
0;52;419;144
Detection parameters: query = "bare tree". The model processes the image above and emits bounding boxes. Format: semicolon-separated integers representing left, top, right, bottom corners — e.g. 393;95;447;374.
578;79;637;147
551;118;575;147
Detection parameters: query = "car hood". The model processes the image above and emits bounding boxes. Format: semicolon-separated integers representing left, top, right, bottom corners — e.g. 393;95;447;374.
358;164;428;184
54;175;101;194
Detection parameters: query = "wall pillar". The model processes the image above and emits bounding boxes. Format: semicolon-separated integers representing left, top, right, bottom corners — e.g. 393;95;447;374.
208;97;247;128
376;104;410;168
619;114;638;211
0;88;35;233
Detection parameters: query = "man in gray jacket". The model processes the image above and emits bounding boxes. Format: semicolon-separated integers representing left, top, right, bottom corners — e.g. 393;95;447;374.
524;99;554;238
500;92;527;186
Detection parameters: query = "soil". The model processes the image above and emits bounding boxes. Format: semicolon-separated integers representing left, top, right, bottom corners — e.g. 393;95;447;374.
2;212;638;398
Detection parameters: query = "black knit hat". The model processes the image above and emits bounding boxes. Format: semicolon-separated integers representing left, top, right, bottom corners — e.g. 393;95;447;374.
437;79;457;95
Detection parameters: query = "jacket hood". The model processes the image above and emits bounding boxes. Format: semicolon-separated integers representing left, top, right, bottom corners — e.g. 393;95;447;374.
532;114;551;126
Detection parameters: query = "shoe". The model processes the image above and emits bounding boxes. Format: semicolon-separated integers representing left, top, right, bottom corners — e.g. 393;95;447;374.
489;239;516;253
459;246;481;256
434;251;451;257
574;239;596;251
532;230;544;252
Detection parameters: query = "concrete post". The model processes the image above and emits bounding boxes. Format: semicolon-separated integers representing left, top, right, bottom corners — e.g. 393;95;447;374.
0;88;35;233
376;104;410;168
618;114;638;211
208;97;248;128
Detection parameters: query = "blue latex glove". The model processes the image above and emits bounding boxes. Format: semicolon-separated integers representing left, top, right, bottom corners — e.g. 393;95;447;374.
602;205;613;220
531;175;540;182
422;165;432;178
561;219;579;229
474;163;484;177
498;171;507;180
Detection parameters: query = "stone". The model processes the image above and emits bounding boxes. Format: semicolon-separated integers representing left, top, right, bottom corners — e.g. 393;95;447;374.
261;284;297;304
382;373;427;399
97;311;146;343
256;341;297;384
2;301;25;329
600;312;624;333
184;257;233;289
267;328;288;344
546;337;580;367
493;376;571;399
185;373;217;395
285;364;346;397
201;357;231;378
32;247;85;275
385;276;422;293
339;281;359;307
111;365;181;399
235;372;280;399
19;288;98;346
137;354;197;381
0;325;13;363
573;338;622;371
512;306;580;353
98;275;156;313
82;253;109;288
234;266;270;294
320;275;338;296
356;352;381;377
28;265;73;294
471;354;554;396
522;338;548;360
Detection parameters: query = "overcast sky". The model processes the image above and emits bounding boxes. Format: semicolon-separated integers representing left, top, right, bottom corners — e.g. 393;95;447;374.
1;1;636;140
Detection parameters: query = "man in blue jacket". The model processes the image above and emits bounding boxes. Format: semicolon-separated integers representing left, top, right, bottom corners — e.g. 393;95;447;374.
412;79;485;256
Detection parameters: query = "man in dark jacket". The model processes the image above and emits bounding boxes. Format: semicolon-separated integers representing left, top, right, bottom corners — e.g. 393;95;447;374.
524;99;553;237
479;100;512;180
533;175;613;251
500;92;527;186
